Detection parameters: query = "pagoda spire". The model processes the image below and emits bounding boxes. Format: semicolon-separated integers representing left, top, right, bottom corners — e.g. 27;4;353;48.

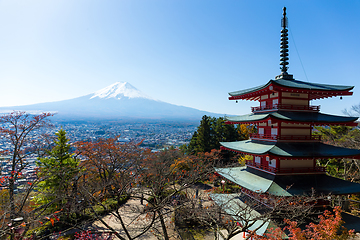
276;7;293;80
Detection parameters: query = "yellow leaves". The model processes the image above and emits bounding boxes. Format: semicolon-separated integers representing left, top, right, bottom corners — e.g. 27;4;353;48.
238;154;253;166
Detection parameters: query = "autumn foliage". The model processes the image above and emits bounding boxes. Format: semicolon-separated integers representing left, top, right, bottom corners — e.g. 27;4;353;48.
254;206;354;240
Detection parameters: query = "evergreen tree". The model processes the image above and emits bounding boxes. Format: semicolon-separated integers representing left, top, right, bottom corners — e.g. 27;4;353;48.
186;115;247;155
212;117;239;149
196;115;213;153
36;128;80;212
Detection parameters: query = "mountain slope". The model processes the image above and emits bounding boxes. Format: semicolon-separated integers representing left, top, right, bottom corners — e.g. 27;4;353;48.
0;82;222;121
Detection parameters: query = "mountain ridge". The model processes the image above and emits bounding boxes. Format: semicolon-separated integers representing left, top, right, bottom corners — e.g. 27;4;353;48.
0;82;223;121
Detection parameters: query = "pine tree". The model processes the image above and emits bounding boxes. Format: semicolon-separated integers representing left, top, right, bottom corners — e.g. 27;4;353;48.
196;115;213;153
186;115;246;155
36;128;80;212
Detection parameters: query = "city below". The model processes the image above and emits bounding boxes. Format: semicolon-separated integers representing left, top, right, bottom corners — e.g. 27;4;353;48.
0;119;198;191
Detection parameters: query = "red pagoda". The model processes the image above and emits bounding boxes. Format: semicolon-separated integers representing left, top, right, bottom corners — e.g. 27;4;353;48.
212;7;360;236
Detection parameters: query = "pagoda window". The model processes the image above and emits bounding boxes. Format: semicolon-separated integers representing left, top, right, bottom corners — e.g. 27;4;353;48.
271;128;278;135
272;98;279;107
260;101;267;109
258;122;267;126
269;158;276;168
258;128;264;135
255;156;261;164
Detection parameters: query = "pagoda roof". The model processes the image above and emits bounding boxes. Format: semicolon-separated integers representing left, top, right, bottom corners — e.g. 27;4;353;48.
211;192;360;233
210;193;276;236
215;166;360;196
229;78;354;101
220;140;360;159
225;111;358;126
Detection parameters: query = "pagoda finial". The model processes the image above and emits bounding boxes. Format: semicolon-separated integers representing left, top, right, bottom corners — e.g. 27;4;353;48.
276;7;293;80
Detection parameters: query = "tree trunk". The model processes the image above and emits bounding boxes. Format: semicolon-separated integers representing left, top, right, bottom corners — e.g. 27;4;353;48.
158;211;169;240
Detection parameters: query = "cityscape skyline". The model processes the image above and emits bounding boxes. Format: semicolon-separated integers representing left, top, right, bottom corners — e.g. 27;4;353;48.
0;1;359;116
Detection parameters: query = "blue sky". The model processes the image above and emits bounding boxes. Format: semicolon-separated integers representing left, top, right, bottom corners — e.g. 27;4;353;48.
0;1;359;116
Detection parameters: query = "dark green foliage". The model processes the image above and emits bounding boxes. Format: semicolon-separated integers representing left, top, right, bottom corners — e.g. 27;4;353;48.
186;115;246;155
315;126;360;182
36;128;80;212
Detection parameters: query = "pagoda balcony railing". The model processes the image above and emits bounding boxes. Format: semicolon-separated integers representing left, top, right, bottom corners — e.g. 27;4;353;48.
250;133;277;140
250;133;321;141
251;104;320;113
246;161;326;174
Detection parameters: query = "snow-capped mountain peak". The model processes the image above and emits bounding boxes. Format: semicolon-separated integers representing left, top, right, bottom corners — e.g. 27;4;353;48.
90;82;153;100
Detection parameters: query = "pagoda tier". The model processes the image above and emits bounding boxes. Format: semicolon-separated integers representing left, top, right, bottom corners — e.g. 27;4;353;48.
226;111;358;126
228;78;354;101
220;140;360;175
225;111;358;143
215;166;360;196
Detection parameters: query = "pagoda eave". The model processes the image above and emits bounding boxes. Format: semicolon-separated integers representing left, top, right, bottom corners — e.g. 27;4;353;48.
220;145;360;160
220;141;360;159
225;119;358;126
229;81;354;101
225;111;358;126
215;166;360;196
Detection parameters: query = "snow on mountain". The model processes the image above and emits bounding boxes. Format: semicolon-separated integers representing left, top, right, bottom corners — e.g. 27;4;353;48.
90;82;154;100
0;82;222;121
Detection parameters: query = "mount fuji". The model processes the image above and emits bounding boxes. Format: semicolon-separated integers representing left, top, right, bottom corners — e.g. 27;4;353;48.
0;82;221;121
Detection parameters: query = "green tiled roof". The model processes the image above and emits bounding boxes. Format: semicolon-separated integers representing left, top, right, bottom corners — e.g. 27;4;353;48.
221;140;275;155
211;193;360;234
229;79;354;97
215;167;360;196
220;140;360;158
226;111;358;124
210;193;274;236
214;167;286;195
229;83;269;97
275;79;353;91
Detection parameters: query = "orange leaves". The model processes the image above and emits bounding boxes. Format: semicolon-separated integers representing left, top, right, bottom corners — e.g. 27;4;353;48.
256;206;355;240
45;217;55;226
53;209;62;214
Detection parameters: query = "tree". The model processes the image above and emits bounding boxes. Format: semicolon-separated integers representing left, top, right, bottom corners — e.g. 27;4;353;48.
212;117;240;150
186;116;245;155
0;111;52;220
36;128;80;213
315;126;360;183
196;115;213;153
179;187;323;240
75;137;148;200
74;138;154;240
73;142;214;240
255;206;354;240
343;102;360;117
